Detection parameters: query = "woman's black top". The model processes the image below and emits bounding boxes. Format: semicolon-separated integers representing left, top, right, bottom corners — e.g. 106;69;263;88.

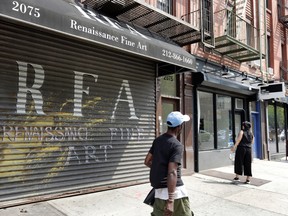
239;130;253;148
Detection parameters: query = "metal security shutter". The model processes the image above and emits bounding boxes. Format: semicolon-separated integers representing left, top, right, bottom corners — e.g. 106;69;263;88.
0;19;155;206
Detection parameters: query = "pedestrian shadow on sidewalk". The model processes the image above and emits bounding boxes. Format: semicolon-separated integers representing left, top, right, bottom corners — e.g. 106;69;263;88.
199;170;270;186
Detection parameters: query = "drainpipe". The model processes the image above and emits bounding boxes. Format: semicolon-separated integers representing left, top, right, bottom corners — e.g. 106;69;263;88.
258;0;263;81
263;0;269;81
262;0;270;160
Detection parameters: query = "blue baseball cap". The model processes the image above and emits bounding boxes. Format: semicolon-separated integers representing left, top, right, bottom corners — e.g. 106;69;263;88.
166;111;190;127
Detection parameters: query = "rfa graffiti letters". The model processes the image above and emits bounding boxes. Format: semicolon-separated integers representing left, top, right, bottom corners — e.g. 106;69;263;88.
16;61;139;120
0;61;145;168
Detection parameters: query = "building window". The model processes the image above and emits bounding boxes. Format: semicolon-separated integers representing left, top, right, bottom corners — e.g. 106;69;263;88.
276;106;285;153
277;0;282;20
268;104;276;153
198;91;214;151
268;103;285;154
246;21;255;47
161;98;178;134
250;101;257;112
157;0;172;14
159;74;179;135
281;43;285;80
160;74;177;97
198;92;234;151
266;0;271;10
203;0;212;33
216;95;232;149
267;36;271;67
235;98;244;109
281;43;285;63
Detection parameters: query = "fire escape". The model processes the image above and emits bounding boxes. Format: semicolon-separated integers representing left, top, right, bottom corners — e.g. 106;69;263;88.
80;0;264;63
80;0;214;47
213;0;263;62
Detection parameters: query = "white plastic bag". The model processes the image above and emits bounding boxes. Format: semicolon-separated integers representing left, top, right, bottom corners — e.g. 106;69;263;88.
229;152;235;161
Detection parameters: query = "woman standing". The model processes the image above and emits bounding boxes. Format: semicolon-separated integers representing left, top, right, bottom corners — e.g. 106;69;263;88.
231;121;254;184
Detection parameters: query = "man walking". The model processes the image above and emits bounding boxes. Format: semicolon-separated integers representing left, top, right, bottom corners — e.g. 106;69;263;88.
144;111;193;216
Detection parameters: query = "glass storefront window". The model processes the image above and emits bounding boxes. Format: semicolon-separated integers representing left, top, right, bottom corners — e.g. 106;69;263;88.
268;104;286;154
234;113;242;139
268;104;276;154
277;106;285;153
216;95;232;149
198;91;214;150
198;92;234;150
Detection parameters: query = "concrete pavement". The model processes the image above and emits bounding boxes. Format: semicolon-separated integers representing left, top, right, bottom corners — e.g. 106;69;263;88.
1;159;288;216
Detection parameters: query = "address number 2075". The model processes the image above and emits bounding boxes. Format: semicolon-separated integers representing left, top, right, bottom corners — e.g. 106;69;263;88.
12;1;40;18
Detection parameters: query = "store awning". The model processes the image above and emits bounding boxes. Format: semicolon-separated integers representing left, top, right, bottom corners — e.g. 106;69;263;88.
192;58;259;97
192;72;258;96
0;0;196;74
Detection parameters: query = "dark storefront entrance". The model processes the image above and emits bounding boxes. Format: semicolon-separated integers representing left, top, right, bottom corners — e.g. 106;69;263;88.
192;58;259;171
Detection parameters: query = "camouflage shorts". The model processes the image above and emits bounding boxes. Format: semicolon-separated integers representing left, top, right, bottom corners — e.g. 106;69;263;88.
151;197;193;216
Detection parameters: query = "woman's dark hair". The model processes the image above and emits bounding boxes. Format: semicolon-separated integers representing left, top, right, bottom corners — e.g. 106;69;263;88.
242;121;252;131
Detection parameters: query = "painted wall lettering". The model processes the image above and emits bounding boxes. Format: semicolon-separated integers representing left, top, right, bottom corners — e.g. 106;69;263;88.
109;127;144;142
1;126;88;142
65;146;81;165
15;62;139;121
65;144;113;165
0;58;147;183
100;145;112;161
111;80;139;121
73;71;98;117
16;61;45;115
84;145;99;163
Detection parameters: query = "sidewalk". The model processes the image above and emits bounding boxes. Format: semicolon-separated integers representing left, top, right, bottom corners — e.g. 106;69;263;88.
1;159;288;216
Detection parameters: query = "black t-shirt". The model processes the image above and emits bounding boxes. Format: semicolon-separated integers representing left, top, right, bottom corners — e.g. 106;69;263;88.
149;133;184;189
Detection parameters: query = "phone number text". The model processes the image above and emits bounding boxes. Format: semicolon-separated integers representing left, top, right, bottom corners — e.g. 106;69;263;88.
162;49;194;65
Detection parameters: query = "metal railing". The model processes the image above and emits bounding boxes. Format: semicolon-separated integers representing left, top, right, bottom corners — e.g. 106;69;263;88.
180;10;201;29
214;8;259;50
